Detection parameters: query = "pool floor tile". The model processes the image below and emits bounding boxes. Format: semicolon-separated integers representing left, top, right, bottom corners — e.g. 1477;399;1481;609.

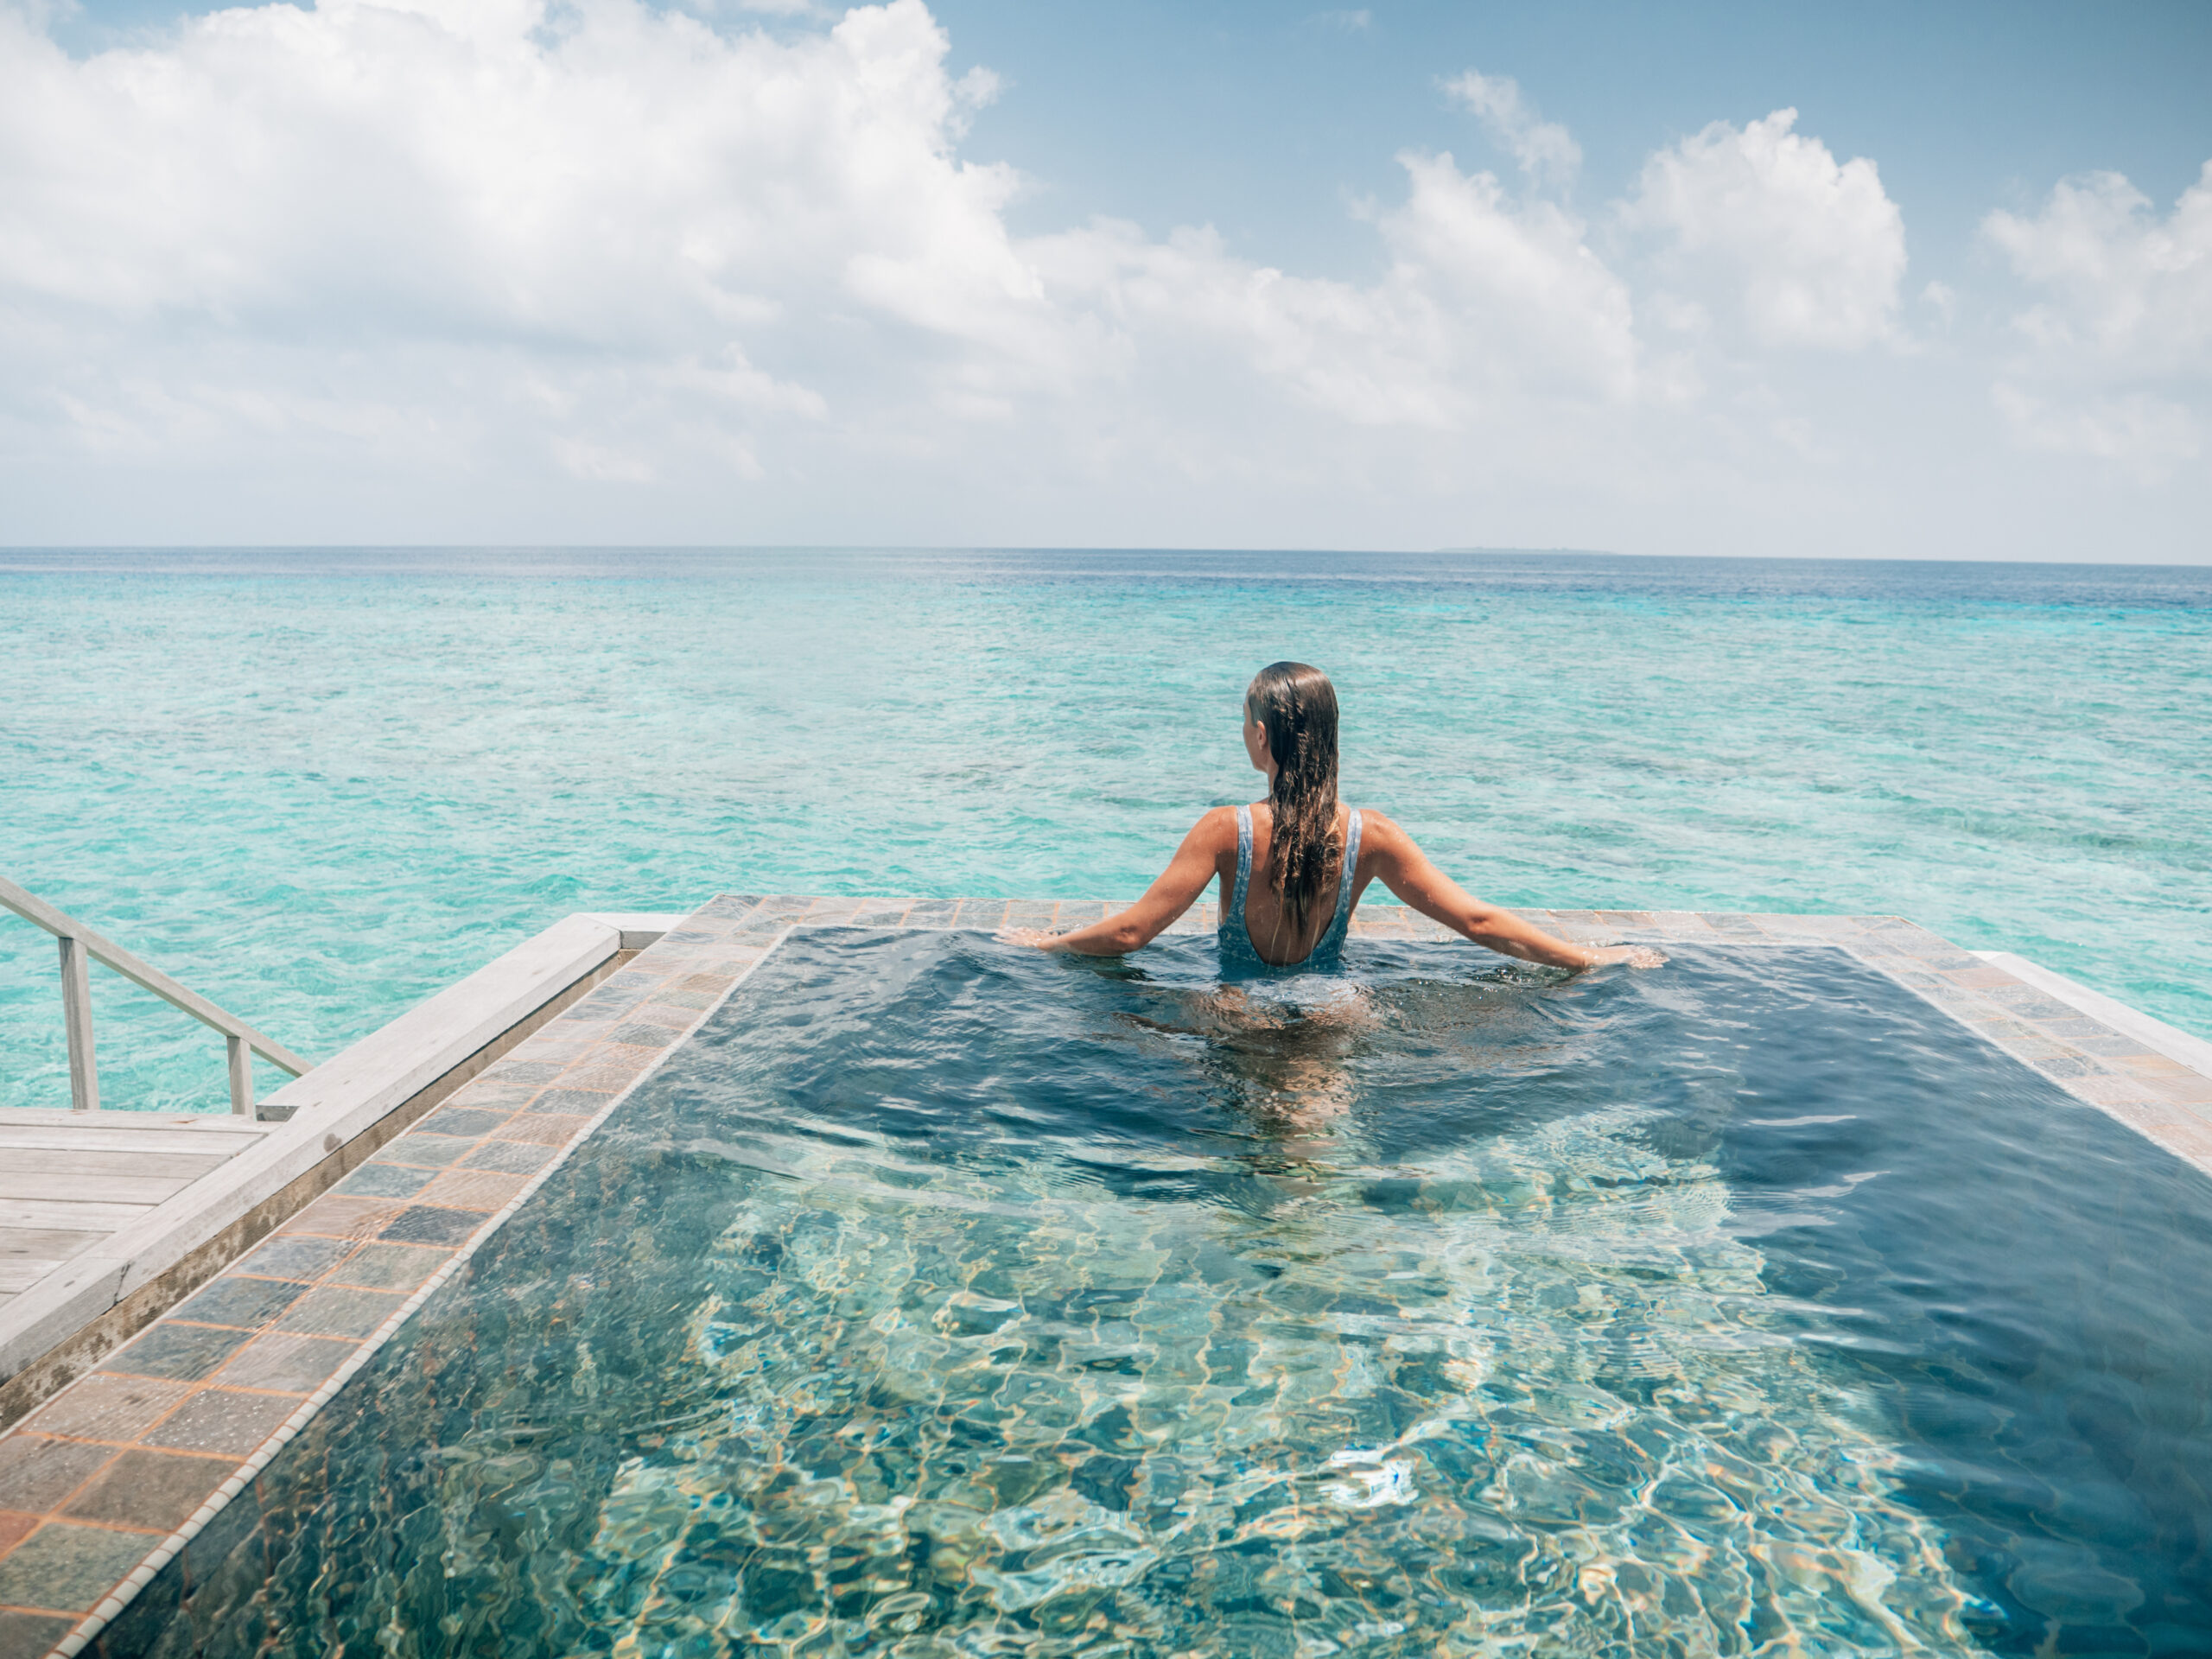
60;1449;231;1532
14;1377;191;1446
137;1390;302;1458
0;1523;158;1614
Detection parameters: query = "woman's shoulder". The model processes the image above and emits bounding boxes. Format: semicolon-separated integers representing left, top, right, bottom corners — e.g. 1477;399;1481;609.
1187;804;1243;845
1350;806;1411;853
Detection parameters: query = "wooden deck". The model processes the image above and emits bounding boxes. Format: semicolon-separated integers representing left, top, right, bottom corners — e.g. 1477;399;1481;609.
0;1111;273;1313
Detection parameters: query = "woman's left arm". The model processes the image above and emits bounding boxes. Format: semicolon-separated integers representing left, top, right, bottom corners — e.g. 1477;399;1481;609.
1001;807;1236;956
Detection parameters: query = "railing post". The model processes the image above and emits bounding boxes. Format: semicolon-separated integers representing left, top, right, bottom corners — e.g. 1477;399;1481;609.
59;933;100;1112
226;1033;255;1118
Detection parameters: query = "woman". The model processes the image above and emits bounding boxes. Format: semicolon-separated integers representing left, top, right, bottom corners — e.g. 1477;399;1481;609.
1002;661;1662;973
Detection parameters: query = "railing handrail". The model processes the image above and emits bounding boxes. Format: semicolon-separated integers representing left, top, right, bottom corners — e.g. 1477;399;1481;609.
0;873;310;1116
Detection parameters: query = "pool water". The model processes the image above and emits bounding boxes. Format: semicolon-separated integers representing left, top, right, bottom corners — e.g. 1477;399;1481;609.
157;934;2212;1657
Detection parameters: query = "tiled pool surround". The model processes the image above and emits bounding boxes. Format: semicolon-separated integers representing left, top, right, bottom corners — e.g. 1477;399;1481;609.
0;894;2205;1659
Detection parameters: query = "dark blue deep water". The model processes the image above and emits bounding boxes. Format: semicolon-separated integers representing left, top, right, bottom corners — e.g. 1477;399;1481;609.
117;933;2212;1657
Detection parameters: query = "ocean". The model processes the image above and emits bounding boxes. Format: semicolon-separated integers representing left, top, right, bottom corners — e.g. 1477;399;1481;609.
2;547;2206;1113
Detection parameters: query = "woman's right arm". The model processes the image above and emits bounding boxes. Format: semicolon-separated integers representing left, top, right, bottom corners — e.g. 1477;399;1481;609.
1362;810;1659;970
1002;807;1237;957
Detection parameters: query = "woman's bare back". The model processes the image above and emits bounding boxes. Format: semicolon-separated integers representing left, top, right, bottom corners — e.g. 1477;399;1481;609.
1223;801;1363;965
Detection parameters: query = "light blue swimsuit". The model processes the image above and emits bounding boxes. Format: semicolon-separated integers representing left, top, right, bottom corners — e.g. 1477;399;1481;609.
1217;804;1364;975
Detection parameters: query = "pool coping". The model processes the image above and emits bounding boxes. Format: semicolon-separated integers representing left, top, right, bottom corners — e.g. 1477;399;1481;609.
0;894;2206;1658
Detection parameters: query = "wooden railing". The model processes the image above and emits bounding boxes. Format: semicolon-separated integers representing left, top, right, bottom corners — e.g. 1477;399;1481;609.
0;874;310;1116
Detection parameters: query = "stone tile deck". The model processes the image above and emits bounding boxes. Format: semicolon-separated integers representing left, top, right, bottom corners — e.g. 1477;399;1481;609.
0;893;2206;1659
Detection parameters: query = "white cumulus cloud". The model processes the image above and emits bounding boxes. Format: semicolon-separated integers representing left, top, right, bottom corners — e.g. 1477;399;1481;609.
0;1;2198;557
1443;70;1580;188
1626;109;1906;350
1984;163;2212;374
1980;162;2212;469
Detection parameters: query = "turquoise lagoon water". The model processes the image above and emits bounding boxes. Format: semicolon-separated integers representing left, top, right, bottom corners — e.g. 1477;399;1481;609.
0;549;2207;1114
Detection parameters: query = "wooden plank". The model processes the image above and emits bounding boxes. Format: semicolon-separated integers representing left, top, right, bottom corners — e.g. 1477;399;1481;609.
0;1122;268;1157
0;1148;232;1182
60;933;101;1111
0;1171;204;1205
0;1261;73;1294
0;1227;107;1264
0;1198;151;1231
0;1105;267;1131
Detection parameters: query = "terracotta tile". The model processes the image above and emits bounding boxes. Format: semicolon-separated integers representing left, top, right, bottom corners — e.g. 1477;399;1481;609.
0;1522;156;1614
326;1243;447;1293
415;1170;528;1213
495;1114;590;1147
213;1334;356;1395
0;1510;35;1555
280;1195;404;1240
16;1376;190;1445
139;1389;302;1458
0;1437;114;1513
558;1064;639;1091
2151;1080;2212;1109
378;1206;481;1247
276;1287;408;1340
369;1132;476;1169
61;1447;231;1531
99;1321;251;1383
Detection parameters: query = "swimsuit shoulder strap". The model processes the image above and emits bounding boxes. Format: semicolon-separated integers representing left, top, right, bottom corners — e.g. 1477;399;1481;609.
1230;804;1254;924
1320;808;1363;952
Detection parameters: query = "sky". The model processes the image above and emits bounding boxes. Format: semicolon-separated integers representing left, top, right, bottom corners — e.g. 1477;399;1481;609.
1;0;2208;558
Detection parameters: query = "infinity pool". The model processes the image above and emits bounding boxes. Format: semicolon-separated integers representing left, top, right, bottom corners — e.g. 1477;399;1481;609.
152;932;2212;1656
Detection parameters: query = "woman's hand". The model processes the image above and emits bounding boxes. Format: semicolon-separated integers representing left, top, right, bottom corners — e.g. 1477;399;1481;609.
1581;944;1667;969
997;926;1062;950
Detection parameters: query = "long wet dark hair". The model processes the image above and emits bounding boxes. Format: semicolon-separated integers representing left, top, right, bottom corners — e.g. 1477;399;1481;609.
1246;661;1341;937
